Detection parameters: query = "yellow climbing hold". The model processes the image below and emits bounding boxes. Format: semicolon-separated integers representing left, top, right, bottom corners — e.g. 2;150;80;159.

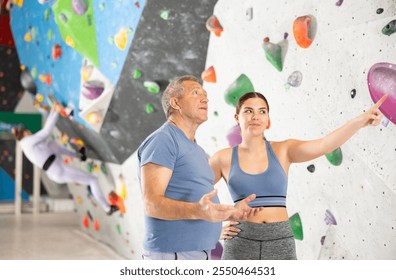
24;32;32;42
65;35;75;47
114;28;128;50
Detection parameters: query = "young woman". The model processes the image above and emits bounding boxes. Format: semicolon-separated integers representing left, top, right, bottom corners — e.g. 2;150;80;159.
209;92;387;260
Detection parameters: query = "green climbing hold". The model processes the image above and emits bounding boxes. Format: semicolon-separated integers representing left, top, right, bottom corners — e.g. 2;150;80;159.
289;212;303;240
144;81;160;94
44;8;51;22
31;27;38;41
132;69;142;79
262;38;282;71
47;29;53;41
86;162;93;173
146;103;155;114
30;67;38;79
111;62;118;68
325;147;343;166
160;10;169;20
213;111;219;116
108;36;114;45
100;162;107;175
116;224;121;235
382;20;396;36
99;3;105;11
224;74;254;107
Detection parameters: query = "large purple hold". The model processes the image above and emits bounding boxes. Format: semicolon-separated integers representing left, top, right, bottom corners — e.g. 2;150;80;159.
72;0;88;16
367;62;396;124
227;125;242;147
82;80;104;100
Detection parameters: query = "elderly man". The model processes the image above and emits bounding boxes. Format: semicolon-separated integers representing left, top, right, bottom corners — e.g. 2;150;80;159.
137;75;259;260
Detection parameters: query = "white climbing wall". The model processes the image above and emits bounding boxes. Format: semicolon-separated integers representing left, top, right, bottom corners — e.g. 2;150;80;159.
196;0;396;259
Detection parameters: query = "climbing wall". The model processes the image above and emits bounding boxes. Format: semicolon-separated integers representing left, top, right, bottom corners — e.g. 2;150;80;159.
196;0;396;259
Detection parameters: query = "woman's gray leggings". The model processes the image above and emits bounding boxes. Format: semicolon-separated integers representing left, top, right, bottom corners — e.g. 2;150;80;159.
222;221;297;260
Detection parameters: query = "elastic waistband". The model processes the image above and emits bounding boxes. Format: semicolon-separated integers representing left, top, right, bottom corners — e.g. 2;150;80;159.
236;221;293;241
43;154;56;171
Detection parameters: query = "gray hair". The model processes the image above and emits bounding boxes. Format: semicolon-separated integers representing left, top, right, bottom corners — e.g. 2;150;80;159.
162;75;199;118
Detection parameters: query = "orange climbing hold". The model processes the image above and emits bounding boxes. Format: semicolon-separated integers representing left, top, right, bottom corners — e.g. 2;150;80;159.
293;16;313;48
206;15;223;37
108;191;126;214
82;214;89;229
201;66;216;83
94;219;100;231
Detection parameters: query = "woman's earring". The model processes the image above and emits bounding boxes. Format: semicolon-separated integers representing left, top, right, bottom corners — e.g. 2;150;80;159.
266;119;271;129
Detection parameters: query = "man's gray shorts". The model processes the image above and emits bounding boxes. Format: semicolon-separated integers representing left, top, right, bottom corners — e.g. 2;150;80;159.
222;221;297;260
142;250;210;260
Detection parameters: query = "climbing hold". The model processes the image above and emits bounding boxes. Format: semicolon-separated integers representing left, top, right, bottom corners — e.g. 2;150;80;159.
145;103;154;114
325;147;343;166
117;174;127;200
144;81;160;94
108;191;126;214
284;32;289;39
132;69;142;79
335;0;344;6
224;74;254;107
99;3;105;11
367;62;396;124
86;162;93;173
211;242;223;260
94;219;100;231
52;44;62;60
160;10;170;20
293;16;313;48
85;111;103;125
134;2;140;8
59;13;68;23
30;67;38;79
227;125;242;147
324;209;337;225
80;63;93;83
82;80;105;100
201;66;216;83
47;29;53;41
376;8;384;14
20;68;37;95
87;210;93;221
213;111;218;117
206;15;223;37
350;89;356;99
245;7;253;21
262;37;283;71
30;27;38;41
82;214;89;229
44;8;51;21
100;162;107;174
287;71;303;87
114;28;128;50
320;235;326;245
116;224;121;234
36;93;44;103
24;32;32;42
382;19;396;36
289;212;303;240
307;164;315;173
72;0;88;16
65;35;75;47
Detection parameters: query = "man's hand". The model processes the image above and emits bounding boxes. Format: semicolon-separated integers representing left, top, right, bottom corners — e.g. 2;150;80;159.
197;189;237;222
227;194;263;221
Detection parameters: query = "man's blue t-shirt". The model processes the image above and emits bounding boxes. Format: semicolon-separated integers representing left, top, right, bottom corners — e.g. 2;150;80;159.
137;123;221;252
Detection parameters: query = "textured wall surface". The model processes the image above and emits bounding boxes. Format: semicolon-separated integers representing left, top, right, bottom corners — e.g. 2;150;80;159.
195;0;396;259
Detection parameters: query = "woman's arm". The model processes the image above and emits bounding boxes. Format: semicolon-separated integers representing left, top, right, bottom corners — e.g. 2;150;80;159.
285;95;387;163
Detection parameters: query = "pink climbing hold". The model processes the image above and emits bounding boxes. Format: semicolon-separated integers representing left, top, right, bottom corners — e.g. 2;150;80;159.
368;62;396;125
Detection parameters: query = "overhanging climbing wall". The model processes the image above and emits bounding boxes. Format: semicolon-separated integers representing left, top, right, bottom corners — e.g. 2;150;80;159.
100;0;217;163
197;0;396;259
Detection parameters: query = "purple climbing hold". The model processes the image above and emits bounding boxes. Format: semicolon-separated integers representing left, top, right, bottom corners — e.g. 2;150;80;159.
324;209;337;225
227;125;242;147
335;0;344;6
367;62;396;124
